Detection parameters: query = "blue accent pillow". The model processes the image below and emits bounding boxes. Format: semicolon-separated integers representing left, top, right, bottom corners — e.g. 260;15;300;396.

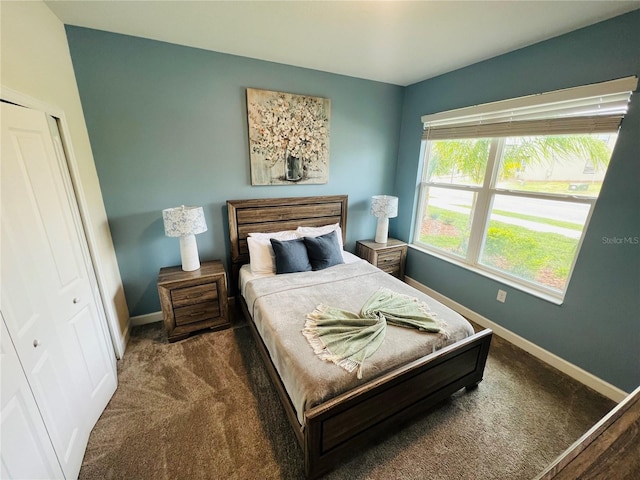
303;231;345;271
269;237;312;274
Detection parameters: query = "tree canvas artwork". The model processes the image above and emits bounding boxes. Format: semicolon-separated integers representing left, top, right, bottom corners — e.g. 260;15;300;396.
247;88;330;185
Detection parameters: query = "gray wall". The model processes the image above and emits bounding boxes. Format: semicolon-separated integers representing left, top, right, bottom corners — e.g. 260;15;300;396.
66;27;403;316
394;10;640;392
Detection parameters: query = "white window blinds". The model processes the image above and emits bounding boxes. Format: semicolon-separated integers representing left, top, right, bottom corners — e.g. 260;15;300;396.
422;76;637;141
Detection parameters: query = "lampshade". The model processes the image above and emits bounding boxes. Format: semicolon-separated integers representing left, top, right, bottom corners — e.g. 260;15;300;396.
370;195;398;219
162;206;207;237
370;195;398;244
162;206;207;271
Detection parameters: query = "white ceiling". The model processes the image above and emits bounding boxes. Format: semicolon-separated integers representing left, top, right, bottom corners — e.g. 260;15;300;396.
45;0;640;86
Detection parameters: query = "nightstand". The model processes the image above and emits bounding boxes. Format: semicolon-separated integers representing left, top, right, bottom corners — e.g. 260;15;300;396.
355;238;408;279
157;260;230;342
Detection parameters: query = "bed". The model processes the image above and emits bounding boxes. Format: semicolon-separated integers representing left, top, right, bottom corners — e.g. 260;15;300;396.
227;195;492;479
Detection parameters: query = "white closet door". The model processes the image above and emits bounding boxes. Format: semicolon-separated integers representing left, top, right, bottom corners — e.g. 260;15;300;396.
1;102;117;479
1;316;65;480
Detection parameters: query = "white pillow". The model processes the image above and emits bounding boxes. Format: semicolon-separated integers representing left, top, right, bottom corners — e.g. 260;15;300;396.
247;230;299;274
296;223;344;250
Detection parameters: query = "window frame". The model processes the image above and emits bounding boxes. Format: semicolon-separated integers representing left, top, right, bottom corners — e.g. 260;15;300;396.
413;135;606;303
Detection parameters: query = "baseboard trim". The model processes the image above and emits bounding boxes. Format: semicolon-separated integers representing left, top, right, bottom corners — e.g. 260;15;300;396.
405;276;628;403
130;311;163;327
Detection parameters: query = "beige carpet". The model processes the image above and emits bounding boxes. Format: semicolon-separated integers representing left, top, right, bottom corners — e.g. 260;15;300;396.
79;309;615;480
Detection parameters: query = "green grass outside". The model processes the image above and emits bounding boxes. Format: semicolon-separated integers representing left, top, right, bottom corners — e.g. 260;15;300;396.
422;207;472;255
421;206;579;288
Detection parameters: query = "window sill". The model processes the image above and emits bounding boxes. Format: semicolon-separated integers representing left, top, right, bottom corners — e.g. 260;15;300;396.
408;243;565;306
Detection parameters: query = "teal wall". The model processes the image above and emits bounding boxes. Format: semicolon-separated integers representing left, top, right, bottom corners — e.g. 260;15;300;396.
394;10;640;392
66;27;403;317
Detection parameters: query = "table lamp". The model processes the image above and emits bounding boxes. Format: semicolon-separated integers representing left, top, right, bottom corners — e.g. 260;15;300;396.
162;205;208;271
370;195;398;244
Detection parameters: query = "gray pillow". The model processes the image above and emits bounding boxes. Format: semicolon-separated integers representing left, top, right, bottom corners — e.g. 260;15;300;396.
304;231;345;271
270;237;312;274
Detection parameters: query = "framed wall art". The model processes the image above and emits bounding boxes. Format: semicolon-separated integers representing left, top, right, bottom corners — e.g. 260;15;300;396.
247;88;330;185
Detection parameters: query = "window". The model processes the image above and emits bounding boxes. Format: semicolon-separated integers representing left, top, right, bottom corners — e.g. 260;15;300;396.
414;77;637;301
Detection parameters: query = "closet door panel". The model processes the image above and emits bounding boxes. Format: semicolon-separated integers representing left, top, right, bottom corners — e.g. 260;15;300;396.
1;318;64;480
68;305;114;392
28;349;81;465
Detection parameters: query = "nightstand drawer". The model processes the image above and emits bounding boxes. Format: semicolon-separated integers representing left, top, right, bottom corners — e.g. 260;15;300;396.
171;283;218;308
174;302;221;326
379;265;401;276
377;250;402;267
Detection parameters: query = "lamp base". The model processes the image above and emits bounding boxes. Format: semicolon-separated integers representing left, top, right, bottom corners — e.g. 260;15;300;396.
179;234;200;271
374;217;389;244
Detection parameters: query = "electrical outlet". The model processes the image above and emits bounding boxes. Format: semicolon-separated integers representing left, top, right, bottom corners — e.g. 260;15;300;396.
496;289;507;303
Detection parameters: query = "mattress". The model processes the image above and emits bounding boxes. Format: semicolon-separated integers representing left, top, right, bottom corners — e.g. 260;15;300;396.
241;260;474;424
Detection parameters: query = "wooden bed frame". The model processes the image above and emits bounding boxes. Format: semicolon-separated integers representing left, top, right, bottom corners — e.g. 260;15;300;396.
227;195;492;479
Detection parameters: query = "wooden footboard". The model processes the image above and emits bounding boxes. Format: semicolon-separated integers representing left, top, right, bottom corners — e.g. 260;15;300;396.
303;328;492;478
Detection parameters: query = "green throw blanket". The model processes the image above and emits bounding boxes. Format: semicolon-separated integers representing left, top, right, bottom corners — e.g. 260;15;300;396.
302;288;448;378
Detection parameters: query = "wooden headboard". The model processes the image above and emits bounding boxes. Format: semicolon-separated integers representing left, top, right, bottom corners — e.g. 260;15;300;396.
226;195;348;292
